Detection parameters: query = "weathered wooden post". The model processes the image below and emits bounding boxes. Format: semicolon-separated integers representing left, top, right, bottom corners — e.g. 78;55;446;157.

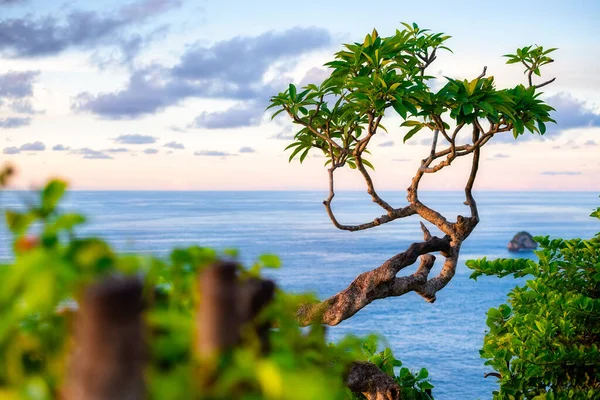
64;277;146;400
195;261;275;393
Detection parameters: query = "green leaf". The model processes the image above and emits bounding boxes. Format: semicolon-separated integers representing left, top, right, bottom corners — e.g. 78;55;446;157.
6;210;34;235
258;254;281;269
403;125;423;143
299;148;310;163
537;120;546;134
416;368;429;380
288;144;305;162
54;213;86;231
389;82;401;91
41;179;67;214
270;108;285;120
361;159;375;170
478;101;495;115
392;101;407;119
288;83;297;100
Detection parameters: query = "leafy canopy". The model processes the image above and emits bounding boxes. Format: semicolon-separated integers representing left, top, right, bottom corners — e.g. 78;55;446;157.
268;23;556;170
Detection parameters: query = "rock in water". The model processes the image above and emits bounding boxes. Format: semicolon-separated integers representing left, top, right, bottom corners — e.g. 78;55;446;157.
508;231;537;252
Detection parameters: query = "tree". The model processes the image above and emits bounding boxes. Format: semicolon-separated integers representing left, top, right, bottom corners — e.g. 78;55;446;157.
467;205;600;399
268;23;556;326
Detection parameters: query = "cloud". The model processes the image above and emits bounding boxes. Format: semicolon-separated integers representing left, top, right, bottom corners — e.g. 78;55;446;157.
52;144;70;151
2;141;45;154
541;171;582;176
0;71;43;119
3;146;19;154
192;101;264;129
73;27;332;121
239;146;255;153
19;141;45;151
378;140;394;147
144;148;158;154
492;153;510;158
172;27;331;84
113;133;156;144
0;0;28;4
0;116;31;128
169;125;187;133
9;99;42;114
392;158;411;162
0;71;39;98
545;93;600;131
270;125;294;140
73;65;198;119
299;67;329;87
104;147;129;153
584;140;597;147
70;148;113;159
164;141;184;149
194;150;236;157
0;0;182;58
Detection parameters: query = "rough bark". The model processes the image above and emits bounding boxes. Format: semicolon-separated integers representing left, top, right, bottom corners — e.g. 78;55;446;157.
297;235;453;325
346;361;401;400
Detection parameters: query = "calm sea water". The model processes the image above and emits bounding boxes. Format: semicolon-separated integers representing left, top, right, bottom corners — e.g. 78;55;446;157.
1;190;598;399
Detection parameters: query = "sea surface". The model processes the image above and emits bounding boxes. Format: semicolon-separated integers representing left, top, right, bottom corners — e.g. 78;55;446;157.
1;190;598;399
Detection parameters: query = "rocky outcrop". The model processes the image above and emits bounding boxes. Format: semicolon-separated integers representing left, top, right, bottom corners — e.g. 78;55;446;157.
508;231;537;252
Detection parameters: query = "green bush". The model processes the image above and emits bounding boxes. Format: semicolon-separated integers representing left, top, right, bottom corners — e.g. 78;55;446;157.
0;179;434;399
467;204;600;399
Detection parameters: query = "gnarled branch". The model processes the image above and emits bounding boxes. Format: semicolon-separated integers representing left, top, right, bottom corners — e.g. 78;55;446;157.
297;236;452;325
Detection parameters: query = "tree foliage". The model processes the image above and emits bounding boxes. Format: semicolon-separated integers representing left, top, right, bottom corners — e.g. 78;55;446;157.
268;23;555;172
467;205;600;399
0;178;434;399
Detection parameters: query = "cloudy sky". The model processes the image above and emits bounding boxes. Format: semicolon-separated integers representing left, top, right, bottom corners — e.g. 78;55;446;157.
0;0;599;190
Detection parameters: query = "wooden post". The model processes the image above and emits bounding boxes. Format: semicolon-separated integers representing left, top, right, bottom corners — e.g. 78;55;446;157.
196;261;240;357
64;277;146;400
195;262;276;393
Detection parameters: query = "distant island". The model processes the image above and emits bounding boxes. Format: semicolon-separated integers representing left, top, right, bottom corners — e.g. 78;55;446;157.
508;231;538;252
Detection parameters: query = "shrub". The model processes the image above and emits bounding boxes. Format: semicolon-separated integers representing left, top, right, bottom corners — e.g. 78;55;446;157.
0;179;434;399
467;205;600;399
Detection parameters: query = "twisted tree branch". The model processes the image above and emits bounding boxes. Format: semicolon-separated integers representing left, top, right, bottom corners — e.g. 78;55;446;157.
297;236;452;325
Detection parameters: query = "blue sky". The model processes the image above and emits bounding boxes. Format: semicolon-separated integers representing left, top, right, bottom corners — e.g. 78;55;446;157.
0;0;599;190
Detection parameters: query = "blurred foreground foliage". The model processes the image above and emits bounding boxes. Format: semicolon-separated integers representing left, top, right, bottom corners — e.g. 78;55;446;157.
467;203;600;399
0;178;434;399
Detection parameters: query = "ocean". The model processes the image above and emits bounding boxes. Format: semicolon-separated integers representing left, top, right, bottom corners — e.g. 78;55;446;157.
1;190;598;399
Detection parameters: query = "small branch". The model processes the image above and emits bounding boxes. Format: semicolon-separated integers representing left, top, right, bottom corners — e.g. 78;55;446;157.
429;129;439;158
414;250;459;302
420;221;432;241
288;110;341;150
356;156;394;213
432;115;451;142
534;77;556;89
323;167;415;231
484;372;502;379
477;66;487;79
464;126;481;223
